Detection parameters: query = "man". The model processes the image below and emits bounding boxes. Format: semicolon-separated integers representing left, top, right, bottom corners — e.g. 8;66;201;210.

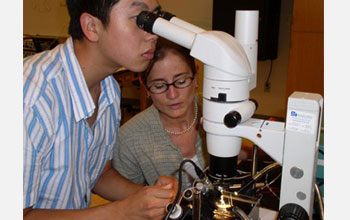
23;0;177;219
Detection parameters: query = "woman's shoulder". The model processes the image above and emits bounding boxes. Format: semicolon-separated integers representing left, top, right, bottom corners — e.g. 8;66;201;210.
119;105;159;134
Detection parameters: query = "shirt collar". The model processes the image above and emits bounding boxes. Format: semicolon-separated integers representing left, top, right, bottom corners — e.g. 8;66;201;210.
98;75;121;115
60;37;121;122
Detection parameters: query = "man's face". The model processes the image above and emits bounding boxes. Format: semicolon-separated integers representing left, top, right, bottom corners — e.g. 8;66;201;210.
98;0;160;72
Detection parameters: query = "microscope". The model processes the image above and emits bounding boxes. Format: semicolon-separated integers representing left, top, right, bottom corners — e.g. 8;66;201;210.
137;9;323;220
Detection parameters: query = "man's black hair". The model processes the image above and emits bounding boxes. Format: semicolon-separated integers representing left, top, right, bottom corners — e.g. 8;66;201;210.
66;0;120;39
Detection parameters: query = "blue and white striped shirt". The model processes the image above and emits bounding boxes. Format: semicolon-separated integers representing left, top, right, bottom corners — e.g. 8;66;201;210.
23;37;121;209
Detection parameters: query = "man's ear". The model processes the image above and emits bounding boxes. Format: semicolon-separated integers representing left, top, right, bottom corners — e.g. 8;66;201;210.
80;12;101;42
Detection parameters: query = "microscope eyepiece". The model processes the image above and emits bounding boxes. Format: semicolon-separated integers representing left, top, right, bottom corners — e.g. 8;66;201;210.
157;11;175;20
136;11;158;33
137;10;176;34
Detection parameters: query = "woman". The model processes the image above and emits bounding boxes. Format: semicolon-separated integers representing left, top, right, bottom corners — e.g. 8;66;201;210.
113;39;208;189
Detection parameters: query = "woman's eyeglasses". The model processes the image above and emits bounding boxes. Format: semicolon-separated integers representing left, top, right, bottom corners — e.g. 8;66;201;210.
147;76;195;94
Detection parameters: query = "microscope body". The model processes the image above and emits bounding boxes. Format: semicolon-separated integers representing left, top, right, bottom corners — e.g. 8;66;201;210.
204;92;323;219
136;10;323;220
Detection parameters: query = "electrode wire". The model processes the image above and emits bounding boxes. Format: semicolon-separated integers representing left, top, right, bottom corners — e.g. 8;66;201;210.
315;182;324;220
237;162;280;194
260;173;281;200
264;59;273;89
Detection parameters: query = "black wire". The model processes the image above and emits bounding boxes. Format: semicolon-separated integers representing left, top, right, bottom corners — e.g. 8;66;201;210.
264;59;273;88
164;159;205;220
319;149;324;155
237;176;256;194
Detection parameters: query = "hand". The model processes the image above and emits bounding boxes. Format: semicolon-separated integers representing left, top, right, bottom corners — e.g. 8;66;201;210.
155;175;178;202
112;176;177;220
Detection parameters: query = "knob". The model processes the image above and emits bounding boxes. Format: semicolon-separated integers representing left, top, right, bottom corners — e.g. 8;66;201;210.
166;203;183;220
223;111;241;128
278;203;309;220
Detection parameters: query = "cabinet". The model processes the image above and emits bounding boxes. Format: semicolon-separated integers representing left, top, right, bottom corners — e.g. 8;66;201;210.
286;0;324;99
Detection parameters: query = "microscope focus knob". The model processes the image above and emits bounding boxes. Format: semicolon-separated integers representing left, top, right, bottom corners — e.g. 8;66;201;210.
224;111;241;128
278;203;309;220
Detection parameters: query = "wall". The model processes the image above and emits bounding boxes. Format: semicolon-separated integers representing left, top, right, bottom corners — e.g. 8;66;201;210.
23;0;69;37
250;0;294;118
159;0;213;30
23;0;293;118
22;0;213;37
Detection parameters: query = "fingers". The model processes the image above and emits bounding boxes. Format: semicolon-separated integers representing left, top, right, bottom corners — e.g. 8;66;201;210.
116;180;179;220
117;177;179;220
135;189;170;219
161;183;173;189
155;175;177;187
141;185;174;200
142;206;167;220
155;176;178;201
113;197;167;220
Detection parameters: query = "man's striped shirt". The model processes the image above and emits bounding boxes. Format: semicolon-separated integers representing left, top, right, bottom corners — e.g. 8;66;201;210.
23;37;121;209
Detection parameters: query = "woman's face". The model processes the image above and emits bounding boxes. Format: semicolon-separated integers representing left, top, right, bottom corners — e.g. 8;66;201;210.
147;52;196;119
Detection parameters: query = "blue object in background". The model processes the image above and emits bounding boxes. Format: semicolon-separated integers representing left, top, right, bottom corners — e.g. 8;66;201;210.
316;128;324;198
